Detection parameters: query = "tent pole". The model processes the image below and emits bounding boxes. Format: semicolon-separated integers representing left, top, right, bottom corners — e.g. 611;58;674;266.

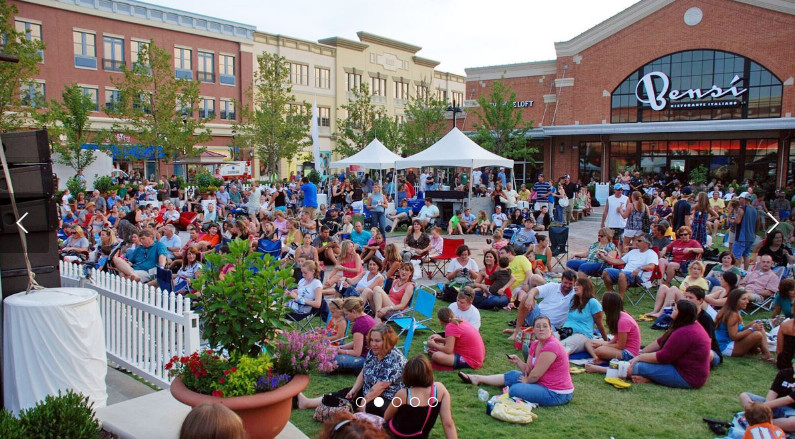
468;161;473;208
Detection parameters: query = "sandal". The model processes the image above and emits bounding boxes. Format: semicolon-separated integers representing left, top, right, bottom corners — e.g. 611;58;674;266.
569;366;586;374
604;377;631;389
458;372;473;385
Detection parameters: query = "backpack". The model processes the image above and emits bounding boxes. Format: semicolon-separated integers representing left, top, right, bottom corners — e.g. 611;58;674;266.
440;283;460;302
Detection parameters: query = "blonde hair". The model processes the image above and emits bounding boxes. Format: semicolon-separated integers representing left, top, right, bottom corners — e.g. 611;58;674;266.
599;227;614;240
688;260;706;276
493;230;503;240
301;260;320;278
342;297;364;313
179;403;246;439
339;240;355;262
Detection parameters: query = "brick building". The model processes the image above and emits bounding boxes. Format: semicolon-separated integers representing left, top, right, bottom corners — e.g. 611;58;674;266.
12;0;254;179
463;0;795;190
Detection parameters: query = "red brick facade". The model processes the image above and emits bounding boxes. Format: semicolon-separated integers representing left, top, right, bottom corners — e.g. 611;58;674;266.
464;0;795;185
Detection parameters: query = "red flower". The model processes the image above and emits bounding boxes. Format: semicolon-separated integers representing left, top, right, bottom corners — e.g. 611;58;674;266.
219;378;225;384
231;367;237;373
194;373;201;378
181;356;189;363
212;390;223;397
206;349;213;355
223;370;230;376
165;362;173;370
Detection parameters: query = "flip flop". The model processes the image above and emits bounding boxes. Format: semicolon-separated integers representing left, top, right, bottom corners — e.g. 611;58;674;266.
638;315;654;322
458;372;473;385
604;377;631;389
569;366;585;374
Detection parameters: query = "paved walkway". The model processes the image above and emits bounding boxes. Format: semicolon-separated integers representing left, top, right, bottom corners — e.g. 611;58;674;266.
385;206;604;286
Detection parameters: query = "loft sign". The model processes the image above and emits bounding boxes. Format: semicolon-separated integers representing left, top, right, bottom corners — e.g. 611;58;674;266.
635;71;747;111
489;100;534;108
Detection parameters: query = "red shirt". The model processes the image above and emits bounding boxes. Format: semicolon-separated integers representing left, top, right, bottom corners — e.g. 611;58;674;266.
667;239;702;263
405;183;415;199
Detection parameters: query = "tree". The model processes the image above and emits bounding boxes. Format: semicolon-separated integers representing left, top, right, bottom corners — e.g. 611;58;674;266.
34;84;102;172
0;0;45;132
333;84;401;157
471;79;536;161
106;41;211;175
234;52;311;176
401;93;447;156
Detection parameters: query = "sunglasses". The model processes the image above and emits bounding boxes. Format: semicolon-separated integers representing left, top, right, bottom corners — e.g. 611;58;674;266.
597;234;604;237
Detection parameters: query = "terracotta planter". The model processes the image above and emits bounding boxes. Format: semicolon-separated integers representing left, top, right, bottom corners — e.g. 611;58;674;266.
170;374;309;439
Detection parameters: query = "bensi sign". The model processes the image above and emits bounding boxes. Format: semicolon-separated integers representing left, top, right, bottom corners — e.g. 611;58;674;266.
635;71;747;111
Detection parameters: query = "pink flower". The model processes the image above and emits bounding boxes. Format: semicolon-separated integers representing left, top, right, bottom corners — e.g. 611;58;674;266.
223;370;230;376
231;367;237;373
219;378;225;384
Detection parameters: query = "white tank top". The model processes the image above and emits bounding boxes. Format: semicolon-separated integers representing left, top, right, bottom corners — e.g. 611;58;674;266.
356;271;383;290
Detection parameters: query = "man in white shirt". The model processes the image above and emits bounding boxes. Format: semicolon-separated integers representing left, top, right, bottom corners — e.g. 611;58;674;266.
246;182;262;216
159;224;182;260
491;205;508;232
724;186;737;201
503;183;519;211
521;270;576;328
419;170;429;193
600;233;659;301
417;198;439;227
601;183;629;252
472;169;482;187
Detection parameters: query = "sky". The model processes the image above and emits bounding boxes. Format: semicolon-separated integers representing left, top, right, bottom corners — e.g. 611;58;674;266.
151;0;641;75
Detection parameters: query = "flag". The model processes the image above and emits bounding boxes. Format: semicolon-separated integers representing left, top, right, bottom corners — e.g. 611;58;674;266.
311;97;321;174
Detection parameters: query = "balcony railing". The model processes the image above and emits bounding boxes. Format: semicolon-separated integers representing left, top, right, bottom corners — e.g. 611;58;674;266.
219;74;235;86
175;69;192;80
220;110;235;121
197;72;215;83
198;109;216;119
103;58;126;72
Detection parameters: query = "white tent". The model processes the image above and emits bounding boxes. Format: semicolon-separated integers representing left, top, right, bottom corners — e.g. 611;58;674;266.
394;128;514;170
329;138;401;170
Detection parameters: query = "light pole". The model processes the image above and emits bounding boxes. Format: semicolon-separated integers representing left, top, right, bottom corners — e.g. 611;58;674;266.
447;98;463;129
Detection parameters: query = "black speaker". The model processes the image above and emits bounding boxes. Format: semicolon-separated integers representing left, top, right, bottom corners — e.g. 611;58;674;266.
0;130;50;164
0;164;54;199
0;265;60;299
0;198;58;234
0;231;59;269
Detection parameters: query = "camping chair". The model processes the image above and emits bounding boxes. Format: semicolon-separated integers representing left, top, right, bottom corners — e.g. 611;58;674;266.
387;286;436;336
289;299;329;332
156;267;174;293
257;238;282;260
398;318;416;358
424;238;464;280
744;265;787;315
626;263;662;306
548;226;569;272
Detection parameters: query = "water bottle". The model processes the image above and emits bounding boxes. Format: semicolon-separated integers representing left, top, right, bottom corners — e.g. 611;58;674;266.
422;341;429;354
477;389;489;402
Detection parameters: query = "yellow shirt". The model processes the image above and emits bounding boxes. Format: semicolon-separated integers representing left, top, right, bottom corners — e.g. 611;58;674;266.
508;255;533;289
665;227;676;240
518;189;531;201
709;198;725;210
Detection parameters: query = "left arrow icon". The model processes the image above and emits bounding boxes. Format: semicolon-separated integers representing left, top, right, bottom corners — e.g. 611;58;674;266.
16;212;28;233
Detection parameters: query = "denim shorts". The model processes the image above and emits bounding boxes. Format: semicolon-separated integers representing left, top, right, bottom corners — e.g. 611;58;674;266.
747;393;795;419
619;349;635;361
453;354;470;370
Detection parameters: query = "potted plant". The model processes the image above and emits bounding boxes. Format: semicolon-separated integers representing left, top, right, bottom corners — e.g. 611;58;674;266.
168;239;336;439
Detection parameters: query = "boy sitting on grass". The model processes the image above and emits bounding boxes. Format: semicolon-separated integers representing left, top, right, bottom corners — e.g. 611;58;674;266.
743;402;786;439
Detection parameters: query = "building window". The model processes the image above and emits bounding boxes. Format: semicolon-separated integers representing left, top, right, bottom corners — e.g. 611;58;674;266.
220;100;235;121
394;80;409;100
317;106;330;127
451;91;464;105
611;49;783;123
289;63;308;86
131;40;148;65
103;36;125;71
416;85;428;99
133;93;152;115
578;142;603;183
174;47;192;80
436;88;447;103
82;86;99;111
314;67;330;89
197;52;214;83
105;89;120;112
371;77;386;96
20;82;44;107
15;20;43;62
73;30;97;69
199;98;215;119
345;72;361;91
220;55;235;85
745;139;778;182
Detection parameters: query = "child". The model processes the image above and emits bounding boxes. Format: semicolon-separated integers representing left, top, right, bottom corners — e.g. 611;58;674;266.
428;226;444;257
340;215;353;238
488;257;514;299
742;402;785;439
484;230;509;254
448;210;463;235
323;298;348;345
477;210;490;235
448;288;481;329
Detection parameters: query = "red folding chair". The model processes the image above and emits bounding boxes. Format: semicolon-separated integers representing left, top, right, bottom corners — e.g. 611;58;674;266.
424;238;465;279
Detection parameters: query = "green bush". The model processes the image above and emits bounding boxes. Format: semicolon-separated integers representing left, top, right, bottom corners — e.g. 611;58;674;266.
66;175;85;196
18;390;100;439
92;175;114;195
196;169;214;189
0;409;24;439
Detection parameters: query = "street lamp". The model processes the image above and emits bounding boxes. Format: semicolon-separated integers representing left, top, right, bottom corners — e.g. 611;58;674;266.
447;98;463;128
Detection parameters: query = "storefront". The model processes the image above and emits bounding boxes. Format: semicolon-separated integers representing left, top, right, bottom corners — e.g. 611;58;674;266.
463;0;795;189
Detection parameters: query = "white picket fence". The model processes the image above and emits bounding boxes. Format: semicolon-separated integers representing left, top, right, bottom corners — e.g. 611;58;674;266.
59;261;200;388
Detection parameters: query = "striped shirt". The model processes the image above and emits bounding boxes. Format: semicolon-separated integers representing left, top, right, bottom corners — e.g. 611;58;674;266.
533;181;552;199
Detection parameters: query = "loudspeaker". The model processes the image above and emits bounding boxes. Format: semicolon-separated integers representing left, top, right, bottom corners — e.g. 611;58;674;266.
0;265;60;299
0;130;50;164
0;164;54;199
0;231;59;269
0;198;58;234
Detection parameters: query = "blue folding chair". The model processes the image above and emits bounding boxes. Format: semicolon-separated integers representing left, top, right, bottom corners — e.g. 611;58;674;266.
156;267;173;293
388;286;436;335
399;321;415;358
257;238;282;260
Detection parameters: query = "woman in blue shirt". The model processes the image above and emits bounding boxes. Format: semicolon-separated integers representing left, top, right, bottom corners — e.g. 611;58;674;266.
388;198;413;233
560;278;607;354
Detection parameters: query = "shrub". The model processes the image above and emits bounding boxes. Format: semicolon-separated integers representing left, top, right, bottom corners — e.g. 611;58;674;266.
271;330;337;376
196;169;214;189
0;408;24;439
18;390;100;439
92;175;114;195
66;175;85;196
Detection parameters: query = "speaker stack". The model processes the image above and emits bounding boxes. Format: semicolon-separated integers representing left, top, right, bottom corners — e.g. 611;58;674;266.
0;130;60;298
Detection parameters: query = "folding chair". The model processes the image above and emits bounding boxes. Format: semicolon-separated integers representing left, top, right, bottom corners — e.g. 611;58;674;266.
398;319;416;358
290;299;329;332
156;267;173;293
424;238;464;279
626;264;661;306
257;238;282;260
388;286;436;335
745;265;786;315
548;226;569;272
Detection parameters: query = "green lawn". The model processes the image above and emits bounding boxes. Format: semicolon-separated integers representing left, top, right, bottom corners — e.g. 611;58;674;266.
289;292;778;439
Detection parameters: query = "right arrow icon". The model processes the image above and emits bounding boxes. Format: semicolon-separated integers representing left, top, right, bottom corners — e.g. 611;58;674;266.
767;211;780;234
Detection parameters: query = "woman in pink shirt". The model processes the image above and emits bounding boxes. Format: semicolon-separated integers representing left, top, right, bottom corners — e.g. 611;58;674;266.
584;292;641;373
427;307;485;369
628;300;711;388
457;315;573;406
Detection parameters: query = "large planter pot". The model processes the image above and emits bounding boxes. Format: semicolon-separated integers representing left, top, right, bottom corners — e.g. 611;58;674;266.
170;374;309;439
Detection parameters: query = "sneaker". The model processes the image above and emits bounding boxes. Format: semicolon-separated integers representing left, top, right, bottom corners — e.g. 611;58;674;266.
385;225;392;232
486;238;492;245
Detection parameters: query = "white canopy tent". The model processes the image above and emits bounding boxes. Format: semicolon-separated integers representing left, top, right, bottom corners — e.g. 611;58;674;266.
395;128;515;206
329;138;402;170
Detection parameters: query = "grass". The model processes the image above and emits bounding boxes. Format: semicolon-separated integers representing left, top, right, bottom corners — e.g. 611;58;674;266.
289;292;777;439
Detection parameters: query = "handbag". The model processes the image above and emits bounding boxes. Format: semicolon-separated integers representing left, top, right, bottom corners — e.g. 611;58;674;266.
313;391;352;422
559;196;570;208
490;393;538;424
557;327;573;340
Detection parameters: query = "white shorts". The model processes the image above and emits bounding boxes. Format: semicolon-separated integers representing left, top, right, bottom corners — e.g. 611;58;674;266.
721;342;734;357
534;201;550;211
624;229;644;238
133;269;154;283
560;333;590;355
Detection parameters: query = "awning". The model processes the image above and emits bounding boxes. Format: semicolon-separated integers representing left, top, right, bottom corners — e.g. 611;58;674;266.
538;118;795;137
174;150;227;164
82;144;166;160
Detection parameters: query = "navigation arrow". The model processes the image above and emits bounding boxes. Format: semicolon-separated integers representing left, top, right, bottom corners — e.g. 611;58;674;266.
16;211;28;234
767;211;780;234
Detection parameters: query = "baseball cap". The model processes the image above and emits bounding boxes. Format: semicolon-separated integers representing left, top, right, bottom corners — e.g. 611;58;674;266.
613;184;623;190
739;192;753;200
564;174;571;179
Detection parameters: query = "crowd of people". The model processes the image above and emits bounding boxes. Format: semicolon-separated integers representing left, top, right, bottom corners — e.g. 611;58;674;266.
56;166;795;438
